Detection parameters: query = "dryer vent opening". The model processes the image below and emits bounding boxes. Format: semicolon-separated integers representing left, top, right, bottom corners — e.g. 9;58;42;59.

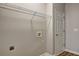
9;46;15;51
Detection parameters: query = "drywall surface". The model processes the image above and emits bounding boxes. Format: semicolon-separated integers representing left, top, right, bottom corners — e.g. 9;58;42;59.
9;3;54;55
46;3;53;54
65;4;79;52
0;3;46;56
10;3;47;14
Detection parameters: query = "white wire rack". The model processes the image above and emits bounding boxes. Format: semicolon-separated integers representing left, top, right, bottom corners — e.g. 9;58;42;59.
0;3;49;17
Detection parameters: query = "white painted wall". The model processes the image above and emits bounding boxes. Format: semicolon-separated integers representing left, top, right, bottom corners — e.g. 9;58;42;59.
46;3;53;54
65;4;79;52
12;3;54;55
11;3;47;14
0;3;47;55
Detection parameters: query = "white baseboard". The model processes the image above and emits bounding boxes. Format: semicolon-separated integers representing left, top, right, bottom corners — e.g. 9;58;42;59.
64;49;79;55
40;52;53;56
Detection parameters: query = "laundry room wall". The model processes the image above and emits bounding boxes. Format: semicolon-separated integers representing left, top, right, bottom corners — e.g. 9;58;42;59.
46;3;53;54
0;3;47;56
65;3;79;52
12;3;47;14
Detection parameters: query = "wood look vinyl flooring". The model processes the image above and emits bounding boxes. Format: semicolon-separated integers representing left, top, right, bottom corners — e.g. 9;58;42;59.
58;51;79;56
